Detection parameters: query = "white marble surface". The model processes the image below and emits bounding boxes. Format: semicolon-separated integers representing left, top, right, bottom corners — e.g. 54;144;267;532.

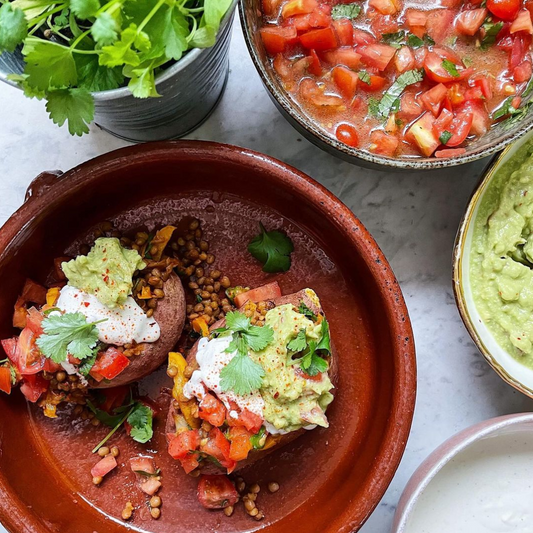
1;15;533;533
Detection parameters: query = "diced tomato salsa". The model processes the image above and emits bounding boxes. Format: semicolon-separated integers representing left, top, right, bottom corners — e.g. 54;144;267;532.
260;0;533;158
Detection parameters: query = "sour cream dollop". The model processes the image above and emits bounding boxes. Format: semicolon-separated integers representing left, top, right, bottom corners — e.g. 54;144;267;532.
183;335;265;419
56;285;160;345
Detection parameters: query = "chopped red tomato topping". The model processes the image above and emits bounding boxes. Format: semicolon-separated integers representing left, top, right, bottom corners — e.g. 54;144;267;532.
197;475;239;510
234;281;282;308
91;455;117;478
199;393;226;427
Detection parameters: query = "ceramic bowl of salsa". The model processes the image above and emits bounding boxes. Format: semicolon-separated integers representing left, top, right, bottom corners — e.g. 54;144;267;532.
0;141;416;533
240;0;533;169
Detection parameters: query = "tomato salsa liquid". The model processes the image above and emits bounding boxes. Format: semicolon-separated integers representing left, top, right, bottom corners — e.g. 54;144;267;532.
260;0;533;158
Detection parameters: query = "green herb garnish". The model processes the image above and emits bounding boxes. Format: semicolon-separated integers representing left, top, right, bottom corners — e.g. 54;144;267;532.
287;328;307;352
439;130;453;145
373;69;424;120
296;319;331;376
0;3;27;53
406;34;424;48
298;302;317;321
358;70;371;85
216;311;273;395
36;312;105;364
479;18;503;50
248;222;294;273
382;30;406;48
441;59;460;78
331;3;361;20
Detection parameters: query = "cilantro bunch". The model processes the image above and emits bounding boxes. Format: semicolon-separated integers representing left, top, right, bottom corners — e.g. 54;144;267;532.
289;319;331;377
0;0;233;135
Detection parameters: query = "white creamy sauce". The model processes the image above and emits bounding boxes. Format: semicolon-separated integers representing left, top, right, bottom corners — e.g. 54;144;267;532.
405;431;533;533
56;285;160;346
183;335;266;421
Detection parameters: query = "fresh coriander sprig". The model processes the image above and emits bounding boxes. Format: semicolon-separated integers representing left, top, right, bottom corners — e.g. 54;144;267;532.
216;311;273;395
293;319;331;377
248;222;294;273
36;312;105;364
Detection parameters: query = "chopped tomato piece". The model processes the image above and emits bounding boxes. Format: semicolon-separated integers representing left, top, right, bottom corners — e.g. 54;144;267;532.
514;59;533;82
448;82;466;105
273;53;292;79
300;79;345;106
419;83;448;116
197;475;239;510
308;49;322;75
353;28;376;45
435;148;467;157
231;409;264;433
509;33;532;69
12;301;27;329
465;85;485;100
260;26;298;54
426;9;454;43
510;9;533;34
140;477;162;495
395;46;415;73
405;113;440;156
332;66;358;99
472;77;493;100
369;131;399;156
445;108;474;146
0;367;12;394
370;14;399;35
234;281;282;308
20;374;48;403
405;9;428;37
359;43;396;70
335;123;359;147
25;307;43;337
487;0;520;21
433;108;454;139
262;0;283;16
455;8;487;36
130;456;156;475
333;19;354;45
369;0;401;16
424;51;471;83
460;101;490;136
319;47;361;69
300;26;338;50
282;0;318;18
199;393;226;427
307;5;331;28
91;455;117;478
90;347;130;381
358;74;386;92
229;426;253;461
399;91;423;119
200;428;236;472
180;454;200;474
17;327;45;375
1;338;18;366
168;429;201;460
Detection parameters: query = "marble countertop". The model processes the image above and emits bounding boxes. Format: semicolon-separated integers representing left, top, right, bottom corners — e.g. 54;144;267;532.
1;15;533;533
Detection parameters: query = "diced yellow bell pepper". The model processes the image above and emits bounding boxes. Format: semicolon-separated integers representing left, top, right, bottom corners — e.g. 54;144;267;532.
168;352;200;429
192;317;209;337
150;225;176;262
138;286;152;299
46;287;60;307
263;434;282;450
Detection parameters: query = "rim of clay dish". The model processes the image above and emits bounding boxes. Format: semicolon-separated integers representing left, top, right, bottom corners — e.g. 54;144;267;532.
1;1;238;100
238;3;533;170
0;141;416;533
452;134;533;399
392;412;533;532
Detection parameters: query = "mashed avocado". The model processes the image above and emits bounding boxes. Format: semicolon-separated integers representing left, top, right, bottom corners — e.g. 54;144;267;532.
251;303;334;433
62;237;145;309
471;139;533;367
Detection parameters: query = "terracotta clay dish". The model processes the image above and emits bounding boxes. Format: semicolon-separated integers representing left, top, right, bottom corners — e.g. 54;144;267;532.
0;141;415;533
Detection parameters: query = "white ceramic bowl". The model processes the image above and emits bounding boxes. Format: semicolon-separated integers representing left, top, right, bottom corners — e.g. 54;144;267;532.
453;128;533;398
392;413;533;533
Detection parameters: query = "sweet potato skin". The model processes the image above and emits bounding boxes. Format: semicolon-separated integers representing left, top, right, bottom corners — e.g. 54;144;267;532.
167;288;337;472
92;272;186;388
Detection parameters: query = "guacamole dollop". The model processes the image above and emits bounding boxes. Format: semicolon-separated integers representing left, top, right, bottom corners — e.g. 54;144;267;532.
62;237;145;309
251;302;334;433
471;139;533;366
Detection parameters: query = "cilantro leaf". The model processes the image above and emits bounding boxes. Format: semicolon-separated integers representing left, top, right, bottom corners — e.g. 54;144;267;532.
86;398;126;426
248;222;294;273
189;25;217;48
99;25;147;68
298;302;317;321
245;325;274;351
70;0;100;19
441;59;460;78
382;30;406;48
220;354;265;395
36;312;103;364
316;319;331;353
161;6;188;60
225;334;248;357
0;3;27;53
22;39;77;91
127;403;153;443
225;311;252;332
9;364;17;385
91;12;119;46
374;69;424;120
299;341;328;376
204;0;233;31
439;130;452;145
288;328;307;352
76;54;124;92
45;88;94;136
331;3;361;20
406;34;424;48
126;63;160;98
221;311;274;354
423;34;435;46
480;18;503;51
78;349;98;377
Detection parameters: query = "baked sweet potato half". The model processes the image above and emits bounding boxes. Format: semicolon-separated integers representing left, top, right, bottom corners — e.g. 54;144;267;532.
166;284;336;475
93;272;186;388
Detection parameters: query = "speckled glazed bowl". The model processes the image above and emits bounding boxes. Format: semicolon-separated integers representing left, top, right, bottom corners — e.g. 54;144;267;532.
453;128;533;398
0;141;416;533
392;413;533;533
239;2;533;171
